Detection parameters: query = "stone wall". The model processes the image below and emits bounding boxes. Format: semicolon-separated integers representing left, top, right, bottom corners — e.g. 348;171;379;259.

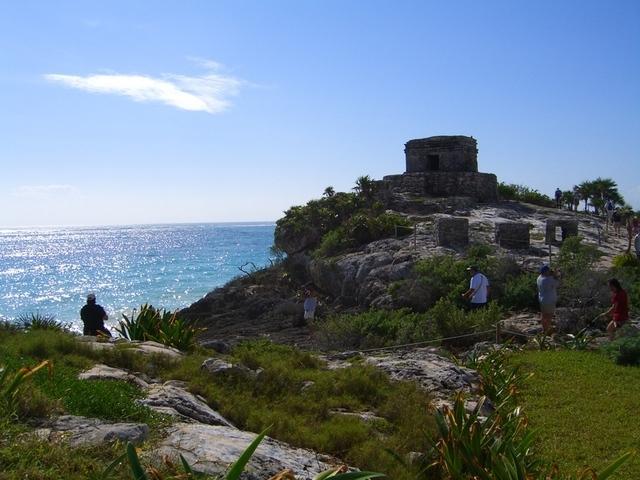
495;222;530;249
435;217;469;248
545;219;579;245
405;136;478;173
381;171;498;203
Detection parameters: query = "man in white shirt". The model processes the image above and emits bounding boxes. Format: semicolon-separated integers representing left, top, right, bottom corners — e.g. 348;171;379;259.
462;266;490;309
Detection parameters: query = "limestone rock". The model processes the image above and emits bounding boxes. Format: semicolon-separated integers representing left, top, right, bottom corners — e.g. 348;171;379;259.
78;337;183;359
138;382;233;427
201;358;234;375
33;415;148;447
364;348;478;407
78;364;149;389
201;339;232;354
154;423;332;479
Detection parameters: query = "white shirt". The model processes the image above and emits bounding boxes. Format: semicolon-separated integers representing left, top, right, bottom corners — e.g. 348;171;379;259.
469;273;489;304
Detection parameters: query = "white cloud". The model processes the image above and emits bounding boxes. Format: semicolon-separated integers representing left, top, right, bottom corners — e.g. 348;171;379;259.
12;184;78;199
44;62;243;114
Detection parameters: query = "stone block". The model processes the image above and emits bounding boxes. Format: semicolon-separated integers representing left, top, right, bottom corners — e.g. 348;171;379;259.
495;222;530;249
435;217;469;247
545;219;578;245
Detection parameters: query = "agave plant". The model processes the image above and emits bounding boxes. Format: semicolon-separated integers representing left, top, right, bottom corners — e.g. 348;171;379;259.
0;360;52;416
117;304;201;352
15;312;66;331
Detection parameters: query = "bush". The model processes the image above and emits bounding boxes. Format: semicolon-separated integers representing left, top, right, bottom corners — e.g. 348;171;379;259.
605;327;640;366
500;272;539;311
498;182;555;207
315;309;436;349
117;304;200;352
429;299;502;345
557;237;607;310
613;253;640;270
15;313;66;332
315;213;411;257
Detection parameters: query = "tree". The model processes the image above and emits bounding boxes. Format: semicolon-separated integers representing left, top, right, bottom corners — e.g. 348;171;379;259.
575;181;595;212
353;175;376;202
323;186;335;198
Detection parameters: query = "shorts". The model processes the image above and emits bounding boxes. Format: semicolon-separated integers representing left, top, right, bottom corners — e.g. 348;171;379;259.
304;310;315;320
540;303;556;315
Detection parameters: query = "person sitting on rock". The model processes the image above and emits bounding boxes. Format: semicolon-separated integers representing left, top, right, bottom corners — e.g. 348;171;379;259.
462;266;490;309
80;293;112;337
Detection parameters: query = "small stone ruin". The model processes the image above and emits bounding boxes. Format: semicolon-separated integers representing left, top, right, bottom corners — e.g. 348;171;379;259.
545;219;579;245
380;136;498;203
495;222;530;249
435;217;469;248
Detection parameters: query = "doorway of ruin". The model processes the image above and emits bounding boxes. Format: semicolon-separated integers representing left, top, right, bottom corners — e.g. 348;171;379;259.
427;154;440;171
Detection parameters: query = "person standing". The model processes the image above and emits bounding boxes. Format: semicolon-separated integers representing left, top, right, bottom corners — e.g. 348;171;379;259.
597;279;629;340
80;293;111;337
605;199;614;231
555;188;563;209
537;264;560;334
303;289;318;322
462;266;489;309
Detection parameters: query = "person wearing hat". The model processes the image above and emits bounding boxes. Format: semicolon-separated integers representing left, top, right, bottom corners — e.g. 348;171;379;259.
80;293;111;337
537;264;560;334
462;266;490;309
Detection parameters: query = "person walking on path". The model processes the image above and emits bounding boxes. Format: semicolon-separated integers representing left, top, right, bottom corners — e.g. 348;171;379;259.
462;266;490;309
80;293;111;337
605;199;615;231
303;289;318;322
537;264;560;334
555;188;563;209
612;208;622;236
597;279;629;340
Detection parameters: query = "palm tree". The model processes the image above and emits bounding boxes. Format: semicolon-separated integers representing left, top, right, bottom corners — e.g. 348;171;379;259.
323;186;335;198
353;175;376;201
576;181;596;212
561;190;575;211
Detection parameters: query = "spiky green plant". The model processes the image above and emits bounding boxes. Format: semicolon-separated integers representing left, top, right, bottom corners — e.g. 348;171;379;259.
15;312;66;331
0;360;52;417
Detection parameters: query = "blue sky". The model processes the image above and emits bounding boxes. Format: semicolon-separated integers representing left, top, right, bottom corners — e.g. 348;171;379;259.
1;0;638;226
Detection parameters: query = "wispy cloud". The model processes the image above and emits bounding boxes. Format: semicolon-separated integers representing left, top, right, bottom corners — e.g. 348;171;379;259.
12;184;78;199
44;61;243;114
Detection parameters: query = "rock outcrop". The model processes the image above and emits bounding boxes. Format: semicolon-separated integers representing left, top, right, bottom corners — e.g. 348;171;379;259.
33;415;148;447
154;423;333;479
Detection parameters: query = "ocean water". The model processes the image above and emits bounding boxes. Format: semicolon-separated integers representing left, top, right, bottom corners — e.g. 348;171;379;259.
0;223;275;331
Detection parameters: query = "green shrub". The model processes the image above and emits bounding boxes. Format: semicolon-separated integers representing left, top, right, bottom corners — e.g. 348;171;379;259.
557;237;606;309
117;304;200;352
429;299;502;345
500;272;538;311
498;182;555;207
605;328;640;366
612;253;640;270
315;212;412;257
315;309;436;349
15;313;66;332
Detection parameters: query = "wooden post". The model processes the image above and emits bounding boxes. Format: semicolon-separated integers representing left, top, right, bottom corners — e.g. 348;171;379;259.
495;322;501;344
413;224;417;250
548;244;552;267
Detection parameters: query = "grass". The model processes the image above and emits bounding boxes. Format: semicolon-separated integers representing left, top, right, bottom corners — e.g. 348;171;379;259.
511;350;640;479
162;340;435;479
0;328;436;480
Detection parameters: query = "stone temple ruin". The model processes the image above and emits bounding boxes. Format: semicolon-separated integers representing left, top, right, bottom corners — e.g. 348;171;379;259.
380;135;498;203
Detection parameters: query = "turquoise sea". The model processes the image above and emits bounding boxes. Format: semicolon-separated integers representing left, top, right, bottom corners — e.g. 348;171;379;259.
0;223;275;331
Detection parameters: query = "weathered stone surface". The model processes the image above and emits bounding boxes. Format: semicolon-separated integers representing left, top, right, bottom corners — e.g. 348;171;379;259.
138;382;234;427
201;339;232;354
495;222;530;249
77;338;183;359
435;216;469;248
364;348;478;407
329;409;385;424
33;415;148;447
381;172;498;203
154;423;332;479
405;135;478;173
78;364;149;389
545;219;579;245
201;358;234;375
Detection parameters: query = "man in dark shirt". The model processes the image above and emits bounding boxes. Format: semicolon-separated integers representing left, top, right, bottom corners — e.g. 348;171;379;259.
80;293;111;337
